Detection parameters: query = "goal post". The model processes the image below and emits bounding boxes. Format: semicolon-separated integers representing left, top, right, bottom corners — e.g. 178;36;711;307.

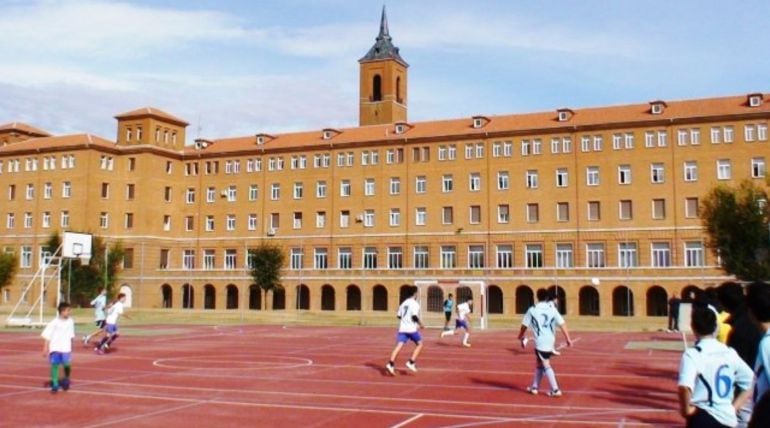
416;280;487;330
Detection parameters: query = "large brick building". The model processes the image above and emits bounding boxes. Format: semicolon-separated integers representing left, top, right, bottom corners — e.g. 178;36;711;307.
1;9;768;322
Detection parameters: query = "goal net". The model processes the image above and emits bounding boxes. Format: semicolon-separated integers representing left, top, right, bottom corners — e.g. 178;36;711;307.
416;280;487;330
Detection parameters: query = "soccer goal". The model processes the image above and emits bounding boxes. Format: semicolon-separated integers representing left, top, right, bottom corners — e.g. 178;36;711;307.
415;280;487;330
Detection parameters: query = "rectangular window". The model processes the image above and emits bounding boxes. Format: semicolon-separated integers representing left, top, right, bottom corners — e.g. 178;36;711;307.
556;243;573;268
60;211;69;228
340;180;351;197
556;168;568;187
205;215;214;231
316;211;326;228
413;246;429;269
6;213;14;229
203;249;216;270
388;247;403;269
469;173;481;191
657;131;667;147
684;161;698;182
685;197;699;219
416;176;427;193
526;203;539;223
316;181;327;198
586;243;605;268
441;207;452;224
364;178;375;196
24;212;33;229
619;242;638;268
389;177;401;195
556;202;569;222
206;187;216;203
752;157;766;178
159;249;169;270
26;183;34;200
618;165;632;185
497;171;509;190
389;209;400;227
651;242;672;267
652;199;666;219
224;249;237;270
645;131;655;148
314;248;328;269
185;216;194;231
525;170;538;189
651;163;665;184
440;245;456;269
593;135;603;151
619;200;633;220
41;212;51;228
21;246;32;268
226;214;236;231
338;247;352;269
163;215;171;231
685;242;704;267
363;209;374;227
62;182;71;198
293;212;302;229
496;244;513;268
497;204;510;223
717;159;731;180
690;128;701;145
468;245;485;268
124;213;134;229
581;136;590;152
271;183;280;200
183;250;195;270
340;210;350;228
416;207;427;226
43;183;52;200
586;166;599;186
613;133;622;150
186;188;195;204
363;247;378;269
442;175;453;193
521;140;531;156
248;214;258;230
293;182;304;199
525;244;543;268
469;206;481;224
290;248;304;270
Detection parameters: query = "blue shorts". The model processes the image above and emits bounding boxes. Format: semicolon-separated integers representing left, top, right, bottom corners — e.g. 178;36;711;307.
105;324;118;334
49;352;71;365
455;319;469;330
396;331;422;344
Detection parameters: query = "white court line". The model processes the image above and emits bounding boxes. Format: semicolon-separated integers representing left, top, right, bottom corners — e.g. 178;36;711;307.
83;401;206;428
389;413;424;428
0;382;666;427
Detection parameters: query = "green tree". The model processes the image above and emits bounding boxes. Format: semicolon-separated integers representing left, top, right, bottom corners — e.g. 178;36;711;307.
68;237;124;306
0;252;18;290
701;180;770;281
248;244;285;310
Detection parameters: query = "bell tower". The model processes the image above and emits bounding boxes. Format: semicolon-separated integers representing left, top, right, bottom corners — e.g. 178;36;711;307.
359;6;408;126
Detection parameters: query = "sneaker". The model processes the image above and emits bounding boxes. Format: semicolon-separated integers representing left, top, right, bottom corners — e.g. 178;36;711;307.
526;386;538;395
61;379;70;391
547;389;562;397
463;343;471;348
405;361;417;372
521;337;529;348
51;384;59;393
94;347;104;355
385;363;395;376
103;343;110;351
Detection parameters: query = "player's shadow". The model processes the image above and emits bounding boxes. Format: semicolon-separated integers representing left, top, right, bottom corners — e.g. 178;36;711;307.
469;377;520;391
364;362;411;377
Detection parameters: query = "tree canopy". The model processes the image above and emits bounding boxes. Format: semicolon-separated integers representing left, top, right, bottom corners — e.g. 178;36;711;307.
248;243;285;310
701;180;770;281
0;252;17;290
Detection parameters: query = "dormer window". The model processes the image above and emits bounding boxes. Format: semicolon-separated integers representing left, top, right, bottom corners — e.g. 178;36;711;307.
194;139;212;150
649;100;667;115
255;133;275;145
395;124;405;134
748;93;763;108
322;128;340;140
471;116;489;129
394;122;412;135
556;108;574;122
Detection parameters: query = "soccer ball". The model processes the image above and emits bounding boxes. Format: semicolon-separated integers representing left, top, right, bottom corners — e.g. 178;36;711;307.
591;277;600;286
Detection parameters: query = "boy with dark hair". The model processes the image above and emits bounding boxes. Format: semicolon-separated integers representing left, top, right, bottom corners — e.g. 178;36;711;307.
386;286;425;375
83;288;107;346
747;282;770;410
518;288;573;397
442;293;454;331
678;304;753;427
440;297;472;347
95;293;130;354
41;302;75;393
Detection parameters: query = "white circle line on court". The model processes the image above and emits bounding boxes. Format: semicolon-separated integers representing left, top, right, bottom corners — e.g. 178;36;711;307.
152;354;313;371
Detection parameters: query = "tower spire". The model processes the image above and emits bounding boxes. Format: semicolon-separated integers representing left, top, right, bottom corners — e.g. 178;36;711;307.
359;5;407;66
379;5;390;40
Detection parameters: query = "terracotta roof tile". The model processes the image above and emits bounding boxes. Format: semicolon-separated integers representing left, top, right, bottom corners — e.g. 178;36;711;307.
0;134;114;154
115;107;189;126
0;122;51;137
192;93;770;155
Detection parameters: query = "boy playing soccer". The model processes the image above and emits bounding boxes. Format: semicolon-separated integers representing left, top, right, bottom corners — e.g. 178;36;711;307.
678;304;753;427
386;286;425;375
82;288;107;346
95;293;130;354
41;302;75;393
518;288;573;397
442;293;454;330
440;297;472;347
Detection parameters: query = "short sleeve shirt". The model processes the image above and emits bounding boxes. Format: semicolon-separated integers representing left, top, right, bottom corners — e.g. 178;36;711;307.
41;317;75;353
457;302;471;321
397;299;421;333
755;333;770;405
521;301;564;352
678;338;754;427
443;299;453;313
105;301;124;325
91;294;107;321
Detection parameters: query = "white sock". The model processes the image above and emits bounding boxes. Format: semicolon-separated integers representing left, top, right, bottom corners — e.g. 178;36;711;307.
533;367;544;388
441;330;454;337
544;367;559;391
462;332;470;344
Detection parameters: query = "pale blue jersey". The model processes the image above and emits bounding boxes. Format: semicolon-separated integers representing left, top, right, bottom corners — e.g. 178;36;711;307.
679;338;753;427
755;333;770;405
91;294;107;321
521;301;564;352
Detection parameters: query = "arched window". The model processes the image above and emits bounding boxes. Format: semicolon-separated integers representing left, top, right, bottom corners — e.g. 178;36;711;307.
549;285;567;314
296;284;310;310
456;286;473;303
272;286;285;310
249;284;261;310
226;284;238;310
646;286;668;316
182;284;194;309
372;75;382;101
613;286;634;316
119;284;133;308
204;284;216;310
427;285;444;312
396;76;402;104
346;285;361;311
488;285;503;314
399;284;412;303
579;286;600;316
515;285;534;314
161;284;173;309
372;285;388;311
321;285;335;311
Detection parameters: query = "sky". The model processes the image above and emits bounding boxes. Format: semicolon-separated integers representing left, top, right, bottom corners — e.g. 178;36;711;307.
1;0;769;143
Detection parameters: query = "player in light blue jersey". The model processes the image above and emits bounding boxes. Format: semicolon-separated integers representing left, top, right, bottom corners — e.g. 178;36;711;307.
517;288;572;397
678;303;753;427
746;281;770;427
82;288;107;346
386;286;425;375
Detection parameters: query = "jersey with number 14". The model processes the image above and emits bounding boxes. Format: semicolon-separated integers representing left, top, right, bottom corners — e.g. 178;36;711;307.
521;301;564;352
678;337;753;427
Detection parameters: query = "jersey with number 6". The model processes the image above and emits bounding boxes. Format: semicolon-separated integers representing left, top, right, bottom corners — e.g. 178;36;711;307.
678;338;753;427
521;301;564;352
